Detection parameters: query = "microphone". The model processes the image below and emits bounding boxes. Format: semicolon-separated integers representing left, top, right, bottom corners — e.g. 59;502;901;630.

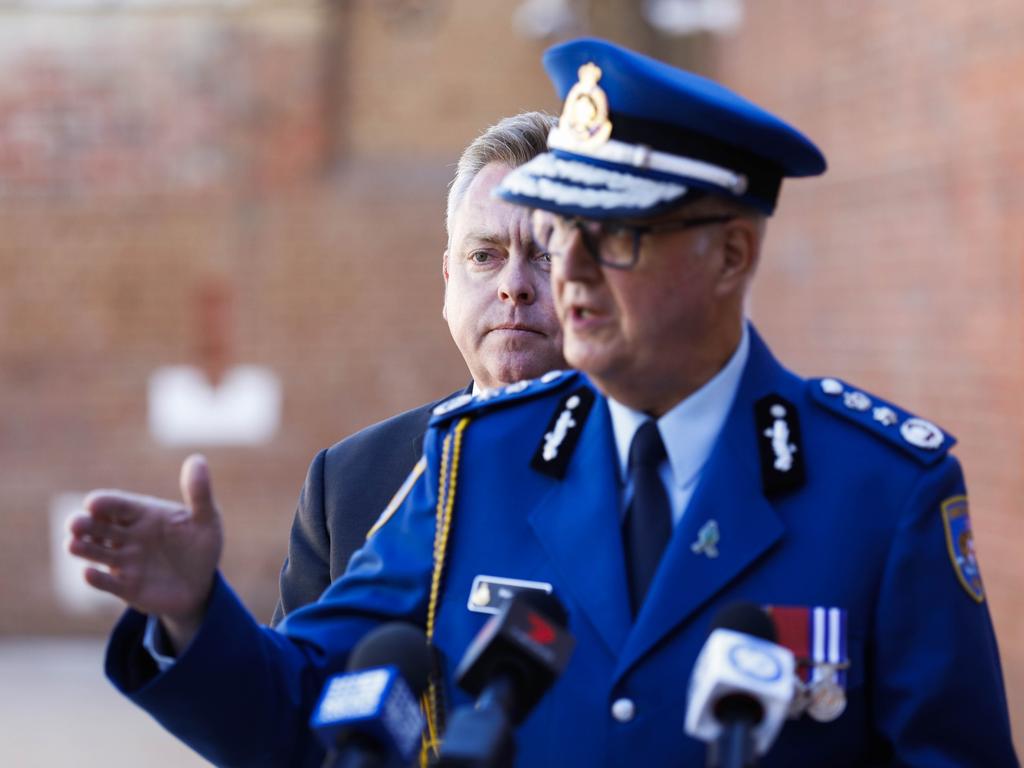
437;592;575;767
684;602;796;768
310;622;432;768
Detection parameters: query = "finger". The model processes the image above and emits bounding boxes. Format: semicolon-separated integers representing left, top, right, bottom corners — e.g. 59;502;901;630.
67;513;128;544
180;454;218;524
83;566;128;599
68;536;131;567
83;490;151;525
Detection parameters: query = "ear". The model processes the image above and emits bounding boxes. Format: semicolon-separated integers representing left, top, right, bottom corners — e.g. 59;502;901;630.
441;249;450;321
715;218;761;296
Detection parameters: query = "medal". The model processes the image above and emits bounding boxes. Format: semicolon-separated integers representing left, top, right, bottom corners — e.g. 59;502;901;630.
806;674;847;722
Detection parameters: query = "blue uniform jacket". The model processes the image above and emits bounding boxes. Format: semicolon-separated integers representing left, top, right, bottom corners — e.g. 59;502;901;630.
106;327;1018;767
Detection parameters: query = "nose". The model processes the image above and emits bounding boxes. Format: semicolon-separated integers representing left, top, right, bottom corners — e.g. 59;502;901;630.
498;256;537;305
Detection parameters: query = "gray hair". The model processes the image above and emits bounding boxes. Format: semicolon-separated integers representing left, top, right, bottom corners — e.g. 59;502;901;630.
445;111;556;242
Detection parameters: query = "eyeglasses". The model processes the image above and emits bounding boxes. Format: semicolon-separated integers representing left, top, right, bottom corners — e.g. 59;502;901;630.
531;209;735;270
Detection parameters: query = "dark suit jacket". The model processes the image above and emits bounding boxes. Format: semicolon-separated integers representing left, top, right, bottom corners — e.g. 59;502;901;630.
271;387;469;626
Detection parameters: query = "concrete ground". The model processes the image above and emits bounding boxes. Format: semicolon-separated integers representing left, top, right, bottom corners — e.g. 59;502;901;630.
0;637;208;767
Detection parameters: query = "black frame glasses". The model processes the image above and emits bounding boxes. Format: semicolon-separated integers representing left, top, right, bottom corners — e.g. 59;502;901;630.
532;211;736;269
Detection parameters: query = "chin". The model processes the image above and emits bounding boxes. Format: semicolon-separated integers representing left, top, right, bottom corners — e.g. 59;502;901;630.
564;340;606;376
490;355;559;386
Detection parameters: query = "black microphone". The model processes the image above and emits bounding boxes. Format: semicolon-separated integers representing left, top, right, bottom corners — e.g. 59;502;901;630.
310;622;433;768
684;602;796;768
437;592;575;768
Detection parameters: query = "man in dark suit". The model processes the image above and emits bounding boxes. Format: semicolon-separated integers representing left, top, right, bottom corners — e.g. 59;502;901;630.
272;111;566;623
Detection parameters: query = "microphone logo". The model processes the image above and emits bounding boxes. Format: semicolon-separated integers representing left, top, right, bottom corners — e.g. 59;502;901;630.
527;612;556;645
728;643;783;682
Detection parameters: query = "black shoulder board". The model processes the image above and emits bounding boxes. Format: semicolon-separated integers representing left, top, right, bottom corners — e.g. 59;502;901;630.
755;394;806;497
530;386;596;479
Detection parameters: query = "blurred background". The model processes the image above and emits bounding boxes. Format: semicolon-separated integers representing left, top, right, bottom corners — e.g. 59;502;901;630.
1;0;1021;763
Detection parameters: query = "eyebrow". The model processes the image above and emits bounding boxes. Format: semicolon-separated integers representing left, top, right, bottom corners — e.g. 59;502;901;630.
459;231;507;246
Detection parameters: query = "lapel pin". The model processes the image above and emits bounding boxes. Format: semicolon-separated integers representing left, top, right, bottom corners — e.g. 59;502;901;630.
691;519;720;558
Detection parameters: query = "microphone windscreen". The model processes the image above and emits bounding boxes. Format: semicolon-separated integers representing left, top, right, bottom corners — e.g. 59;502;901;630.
710;601;777;643
686;603;796;756
346;622;432;698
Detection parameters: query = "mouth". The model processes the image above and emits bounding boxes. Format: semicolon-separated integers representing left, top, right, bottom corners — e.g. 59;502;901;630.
489;323;545;336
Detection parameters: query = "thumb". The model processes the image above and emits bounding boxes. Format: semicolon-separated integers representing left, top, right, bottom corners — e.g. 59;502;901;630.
180;453;218;523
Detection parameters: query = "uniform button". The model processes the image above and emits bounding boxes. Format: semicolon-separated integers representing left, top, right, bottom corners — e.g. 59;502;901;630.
611;697;636;723
820;378;843;396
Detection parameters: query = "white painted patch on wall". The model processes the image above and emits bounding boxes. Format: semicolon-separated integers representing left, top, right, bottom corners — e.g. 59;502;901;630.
147;364;281;447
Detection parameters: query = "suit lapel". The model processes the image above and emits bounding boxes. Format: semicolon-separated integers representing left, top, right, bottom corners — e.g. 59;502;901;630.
615;329;788;677
529;397;632;657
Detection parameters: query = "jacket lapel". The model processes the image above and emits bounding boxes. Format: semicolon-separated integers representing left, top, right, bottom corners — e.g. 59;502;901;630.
529;397;632;658
615;329;789;678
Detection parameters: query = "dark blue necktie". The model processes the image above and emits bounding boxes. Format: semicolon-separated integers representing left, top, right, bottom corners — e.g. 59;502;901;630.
623;420;673;615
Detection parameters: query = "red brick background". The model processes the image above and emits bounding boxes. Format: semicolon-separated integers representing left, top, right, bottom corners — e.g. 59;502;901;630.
0;0;1019;749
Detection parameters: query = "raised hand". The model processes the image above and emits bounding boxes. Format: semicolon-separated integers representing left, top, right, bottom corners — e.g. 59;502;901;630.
67;454;224;652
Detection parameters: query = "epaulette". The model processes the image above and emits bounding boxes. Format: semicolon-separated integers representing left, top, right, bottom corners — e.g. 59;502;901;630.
428;369;581;426
807;377;956;466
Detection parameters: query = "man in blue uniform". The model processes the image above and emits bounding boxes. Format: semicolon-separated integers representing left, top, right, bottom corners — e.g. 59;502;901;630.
69;38;1018;766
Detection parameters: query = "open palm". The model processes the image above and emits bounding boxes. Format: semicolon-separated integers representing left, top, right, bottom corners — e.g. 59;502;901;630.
68;455;223;633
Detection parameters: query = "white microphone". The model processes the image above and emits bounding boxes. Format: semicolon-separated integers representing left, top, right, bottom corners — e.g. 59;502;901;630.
685;603;795;767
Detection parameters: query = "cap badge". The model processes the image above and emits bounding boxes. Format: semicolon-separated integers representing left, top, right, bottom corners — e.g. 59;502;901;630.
559;62;613;149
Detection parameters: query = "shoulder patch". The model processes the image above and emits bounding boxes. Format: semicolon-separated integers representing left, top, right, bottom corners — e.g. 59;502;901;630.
808;377;955;465
530;385;596;479
428;370;580;427
941;495;985;603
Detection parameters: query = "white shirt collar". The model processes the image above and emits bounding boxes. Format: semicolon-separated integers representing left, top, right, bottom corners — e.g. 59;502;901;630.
608;323;750;490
